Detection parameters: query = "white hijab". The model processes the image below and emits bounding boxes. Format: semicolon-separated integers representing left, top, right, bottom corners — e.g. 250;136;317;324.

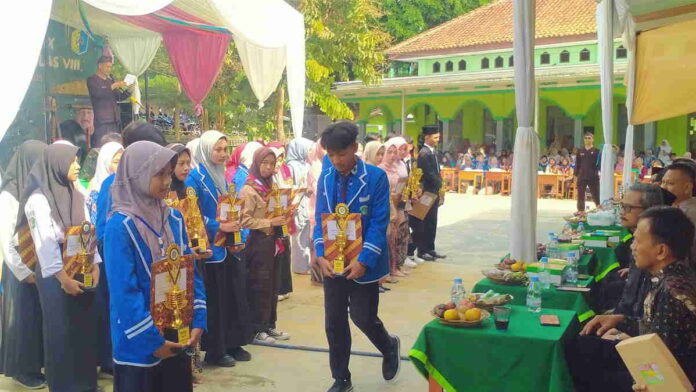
195;131;228;192
88;142;123;193
240;142;263;169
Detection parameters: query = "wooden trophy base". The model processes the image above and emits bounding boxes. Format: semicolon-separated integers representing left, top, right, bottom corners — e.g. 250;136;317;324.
75;272;96;292
275;225;289;239
224;232;244;247
164;327;195;356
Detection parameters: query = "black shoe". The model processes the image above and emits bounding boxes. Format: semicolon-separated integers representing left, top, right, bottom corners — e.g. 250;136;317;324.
327;379;353;392
428;251;447;259
382;335;401;382
382;285;391;291
205;353;236;367
228;346;252;361
418;253;435;262
13;373;47;389
379;286;386;293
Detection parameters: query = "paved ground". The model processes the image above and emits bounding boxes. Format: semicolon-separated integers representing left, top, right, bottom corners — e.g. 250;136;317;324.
0;194;577;392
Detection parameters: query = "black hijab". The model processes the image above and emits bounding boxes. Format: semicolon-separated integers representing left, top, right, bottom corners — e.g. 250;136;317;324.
167;143;190;199
0;140;47;200
17;143;84;232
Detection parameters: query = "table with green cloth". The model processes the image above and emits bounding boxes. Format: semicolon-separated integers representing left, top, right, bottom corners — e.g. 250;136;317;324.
410;305;581;392
472;277;596;322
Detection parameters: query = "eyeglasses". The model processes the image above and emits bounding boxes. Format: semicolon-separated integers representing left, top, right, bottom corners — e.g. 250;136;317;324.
620;203;645;213
584;136;593;140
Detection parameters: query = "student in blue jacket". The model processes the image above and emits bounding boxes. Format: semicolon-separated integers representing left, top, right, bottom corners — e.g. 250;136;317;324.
312;122;401;392
186;130;252;367
105;141;206;391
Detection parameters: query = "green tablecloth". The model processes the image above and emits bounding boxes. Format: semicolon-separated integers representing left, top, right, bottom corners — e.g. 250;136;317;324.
569;222;627;234
410;305;581;392
472;278;596;322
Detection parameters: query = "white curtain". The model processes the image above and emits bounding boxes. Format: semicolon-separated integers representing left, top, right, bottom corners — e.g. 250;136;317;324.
81;0;173;16
618;3;637;190
232;37;286;107
598;0;616;203
510;0;539;263
0;0;53;143
109;34;162;114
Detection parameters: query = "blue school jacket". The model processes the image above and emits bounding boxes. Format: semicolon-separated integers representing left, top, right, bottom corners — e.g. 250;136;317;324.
95;173;115;243
185;165;227;263
312;158;390;284
232;164;251;243
104;208;207;367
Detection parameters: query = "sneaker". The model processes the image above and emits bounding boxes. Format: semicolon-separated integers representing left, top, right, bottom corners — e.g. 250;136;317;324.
404;259;418;268
278;295;286;302
382;335;401;382
13;373;46;390
412;255;425;265
418;253;436;262
253;331;276;344
327;379;353;392
228;346;252;361
267;328;290;340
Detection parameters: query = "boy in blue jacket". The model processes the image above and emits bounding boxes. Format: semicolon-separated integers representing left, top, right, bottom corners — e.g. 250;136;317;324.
312;122;401;392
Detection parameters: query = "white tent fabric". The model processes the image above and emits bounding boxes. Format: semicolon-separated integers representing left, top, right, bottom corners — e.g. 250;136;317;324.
597;0;615;204
81;0;173;16
619;8;637;190
510;0;539;263
0;0;53;143
109;35;162;113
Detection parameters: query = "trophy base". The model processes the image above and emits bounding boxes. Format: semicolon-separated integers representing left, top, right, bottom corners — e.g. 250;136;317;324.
224;232;244;247
191;237;209;251
275;226;289;239
75;272;96;291
164;326;190;344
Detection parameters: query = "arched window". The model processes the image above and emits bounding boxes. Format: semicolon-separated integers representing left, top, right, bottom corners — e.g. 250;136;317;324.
494;56;504;68
559;50;570;63
616;45;627;59
579;48;591;62
432;62;441;73
508;56;514;67
458;59;466;71
481;57;490;69
445;61;453;72
540;52;550;65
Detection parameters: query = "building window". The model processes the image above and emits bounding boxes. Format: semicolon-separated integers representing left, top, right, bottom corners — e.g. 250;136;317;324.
559;50;570;63
458;59;466;71
445;61;453;72
481;57;490;69
508;56;514;67
433;62;441;73
580;48;591;62
540;52;550;65
616;45;627;59
494;56;504;68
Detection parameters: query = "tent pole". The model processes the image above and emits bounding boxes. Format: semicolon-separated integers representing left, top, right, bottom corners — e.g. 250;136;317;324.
144;71;149;123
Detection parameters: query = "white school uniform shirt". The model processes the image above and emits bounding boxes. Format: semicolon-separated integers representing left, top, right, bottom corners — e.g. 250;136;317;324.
25;190;101;279
0;191;33;281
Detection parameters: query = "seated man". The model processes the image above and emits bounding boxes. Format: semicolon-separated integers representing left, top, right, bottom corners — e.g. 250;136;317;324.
568;206;696;392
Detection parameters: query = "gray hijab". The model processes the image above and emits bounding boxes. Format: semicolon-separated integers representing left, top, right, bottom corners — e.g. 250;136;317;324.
111;141;176;260
194;131;227;192
286;137;313;185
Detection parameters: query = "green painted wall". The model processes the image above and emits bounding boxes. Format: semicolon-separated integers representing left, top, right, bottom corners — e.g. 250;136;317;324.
657;116;688;155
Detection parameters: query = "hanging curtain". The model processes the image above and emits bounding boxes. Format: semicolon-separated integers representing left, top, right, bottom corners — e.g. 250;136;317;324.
597;0;615;203
232;38;286;107
0;0;52;143
109;34;162;114
619;5;637;190
510;0;539;263
81;0;173;16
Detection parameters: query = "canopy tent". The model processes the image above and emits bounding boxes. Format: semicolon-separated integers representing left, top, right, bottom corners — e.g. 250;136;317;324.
0;0;305;143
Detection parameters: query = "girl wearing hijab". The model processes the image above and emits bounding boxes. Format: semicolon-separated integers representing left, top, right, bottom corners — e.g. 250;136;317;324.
104;141;206;391
306;141;326;287
240;147;291;344
232;141;264;244
86;142;123;223
185;138;200;168
363;141;385;166
185;131;252;367
0;140;47;389
21;143;100;391
380;137;413;281
225;142;247;184
269;142;294;300
286;138;314;276
269;141;294;189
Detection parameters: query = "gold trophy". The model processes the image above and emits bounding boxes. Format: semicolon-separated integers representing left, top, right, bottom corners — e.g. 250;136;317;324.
332;203;350;275
220;184;243;246
411;166;423;199
272;184;289;238
184;187;208;251
74;221;96;290
163;244;190;344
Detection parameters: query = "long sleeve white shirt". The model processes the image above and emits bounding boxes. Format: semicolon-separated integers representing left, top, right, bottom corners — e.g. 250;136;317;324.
0;191;33;281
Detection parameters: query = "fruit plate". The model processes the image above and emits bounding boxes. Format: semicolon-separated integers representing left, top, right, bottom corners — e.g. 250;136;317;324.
433;309;491;328
469;293;514;311
482;269;529;286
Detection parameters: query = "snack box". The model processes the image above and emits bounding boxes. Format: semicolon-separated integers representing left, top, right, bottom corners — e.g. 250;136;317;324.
581;230;621;248
526;263;567;286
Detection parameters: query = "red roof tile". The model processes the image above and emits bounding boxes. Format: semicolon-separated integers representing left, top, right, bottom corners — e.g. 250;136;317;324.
387;0;597;58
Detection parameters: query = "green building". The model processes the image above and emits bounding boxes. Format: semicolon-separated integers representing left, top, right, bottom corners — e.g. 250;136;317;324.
334;0;693;155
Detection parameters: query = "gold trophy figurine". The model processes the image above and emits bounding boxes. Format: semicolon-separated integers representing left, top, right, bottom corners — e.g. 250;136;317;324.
272;184;289;238
223;184;243;246
411;166;423;200
184;187;207;251
74;222;96;290
163;244;190;344
333;203;350;275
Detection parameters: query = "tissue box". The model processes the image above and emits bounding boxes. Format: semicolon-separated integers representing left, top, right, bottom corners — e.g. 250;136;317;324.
526;263;567;286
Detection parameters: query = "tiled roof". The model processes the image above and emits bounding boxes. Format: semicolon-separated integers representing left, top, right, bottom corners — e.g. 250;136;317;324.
387;0;597;58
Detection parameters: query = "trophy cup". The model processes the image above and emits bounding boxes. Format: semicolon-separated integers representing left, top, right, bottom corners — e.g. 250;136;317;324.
163;244;190;344
184;187;208;251
272;184;289;238
73;221;96;290
332;203;350;275
411;167;423;199
220;184;243;246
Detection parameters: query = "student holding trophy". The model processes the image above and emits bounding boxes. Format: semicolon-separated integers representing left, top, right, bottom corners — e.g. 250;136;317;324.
312;122;401;392
21;143;101;391
105;141;207;391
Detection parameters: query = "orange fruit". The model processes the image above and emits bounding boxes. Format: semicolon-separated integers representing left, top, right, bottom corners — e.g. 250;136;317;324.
464;308;482;321
443;309;459;321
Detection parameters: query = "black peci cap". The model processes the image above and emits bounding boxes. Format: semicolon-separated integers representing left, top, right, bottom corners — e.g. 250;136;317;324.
422;125;440;135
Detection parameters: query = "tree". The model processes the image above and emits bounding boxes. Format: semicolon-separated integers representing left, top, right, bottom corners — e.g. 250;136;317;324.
382;0;489;42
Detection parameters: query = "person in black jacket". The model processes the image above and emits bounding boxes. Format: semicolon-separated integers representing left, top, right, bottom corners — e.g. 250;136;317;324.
575;132;601;211
414;125;446;261
87;56;132;148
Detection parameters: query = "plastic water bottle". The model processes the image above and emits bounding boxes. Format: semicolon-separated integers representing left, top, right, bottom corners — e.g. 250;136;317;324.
547;233;559;259
577;222;586;236
539;257;551;290
526;276;542;313
563;222;573;234
450;278;466;305
565;253;578;285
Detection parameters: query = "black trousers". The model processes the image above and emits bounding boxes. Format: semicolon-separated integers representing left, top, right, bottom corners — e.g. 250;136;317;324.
324;277;394;381
113;354;192;392
421;196;439;254
565;335;634;392
577;177;600;211
407;215;419;257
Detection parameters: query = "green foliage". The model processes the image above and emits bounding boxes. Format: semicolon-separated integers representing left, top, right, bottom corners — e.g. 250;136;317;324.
382;0;488;41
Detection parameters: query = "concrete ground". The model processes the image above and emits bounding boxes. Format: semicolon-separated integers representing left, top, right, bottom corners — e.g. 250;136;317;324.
0;194;576;392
